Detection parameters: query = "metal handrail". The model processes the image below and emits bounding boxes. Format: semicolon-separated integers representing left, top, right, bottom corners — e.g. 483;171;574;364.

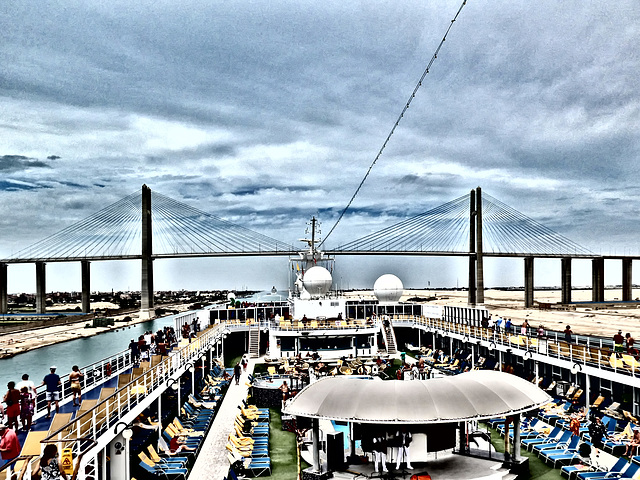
3;323;225;480
397;315;638;376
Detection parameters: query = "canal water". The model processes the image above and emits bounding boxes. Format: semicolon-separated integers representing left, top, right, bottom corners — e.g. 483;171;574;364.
0;316;174;392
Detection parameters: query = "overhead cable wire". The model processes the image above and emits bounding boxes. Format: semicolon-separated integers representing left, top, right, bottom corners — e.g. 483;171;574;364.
320;0;468;247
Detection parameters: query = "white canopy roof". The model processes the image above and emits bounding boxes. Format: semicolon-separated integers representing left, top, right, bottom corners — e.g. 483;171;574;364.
283;370;551;424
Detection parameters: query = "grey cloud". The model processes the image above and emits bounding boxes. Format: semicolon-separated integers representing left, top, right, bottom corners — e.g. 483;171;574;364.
0;155;51;172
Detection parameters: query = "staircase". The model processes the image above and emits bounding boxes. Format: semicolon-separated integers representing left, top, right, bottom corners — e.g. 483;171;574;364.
248;326;260;358
383;322;397;354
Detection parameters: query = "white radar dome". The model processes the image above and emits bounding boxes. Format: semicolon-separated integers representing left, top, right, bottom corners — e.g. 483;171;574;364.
374;274;404;303
227;292;236;301
302;266;332;297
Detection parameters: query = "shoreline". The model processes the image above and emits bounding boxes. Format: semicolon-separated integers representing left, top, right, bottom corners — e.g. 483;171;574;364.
2;288;640;358
0;303;193;359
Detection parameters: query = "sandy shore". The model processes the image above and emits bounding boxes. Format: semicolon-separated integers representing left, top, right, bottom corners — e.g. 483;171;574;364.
2;289;638;357
0;302;193;357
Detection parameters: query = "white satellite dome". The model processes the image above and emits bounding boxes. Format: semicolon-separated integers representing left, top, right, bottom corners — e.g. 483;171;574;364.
302;266;332;297
374;274;404;303
227;292;236;301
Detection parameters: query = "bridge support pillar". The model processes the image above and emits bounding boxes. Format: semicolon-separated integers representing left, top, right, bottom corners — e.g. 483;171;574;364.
591;257;604;302
622;258;633;302
81;260;91;313
476;187;485;304
524;257;534;308
141;184;154;319
36;261;46;314
561;258;572;304
0;263;7;314
468;189;477;306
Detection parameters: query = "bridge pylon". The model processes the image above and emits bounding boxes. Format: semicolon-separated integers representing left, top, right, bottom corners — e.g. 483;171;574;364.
140;184;154;319
468;187;485;306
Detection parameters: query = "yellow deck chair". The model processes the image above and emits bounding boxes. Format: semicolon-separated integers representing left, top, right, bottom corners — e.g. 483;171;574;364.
9;431;48;480
508;335;522;346
310;320;318;329
147;444;188;465
622;354;640;371
610;354;628;370
47;412;73;436
267;366;277;376
117;373;132;389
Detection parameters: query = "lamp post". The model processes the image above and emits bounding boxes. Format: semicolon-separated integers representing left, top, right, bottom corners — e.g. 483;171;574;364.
167;378;180;413
113;421;133;480
185;362;195;396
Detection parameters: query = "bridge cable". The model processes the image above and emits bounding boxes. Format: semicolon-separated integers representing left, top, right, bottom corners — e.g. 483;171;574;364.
320;0;468;247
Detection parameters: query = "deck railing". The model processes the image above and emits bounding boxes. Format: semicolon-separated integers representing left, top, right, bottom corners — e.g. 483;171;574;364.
2;319;223;480
394;315;639;376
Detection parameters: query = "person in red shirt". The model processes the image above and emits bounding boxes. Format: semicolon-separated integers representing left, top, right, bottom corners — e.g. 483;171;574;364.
0;424;21;465
169;435;195;453
626;333;635;354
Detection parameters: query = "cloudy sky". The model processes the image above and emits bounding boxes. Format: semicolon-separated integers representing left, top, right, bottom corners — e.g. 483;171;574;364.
1;1;639;294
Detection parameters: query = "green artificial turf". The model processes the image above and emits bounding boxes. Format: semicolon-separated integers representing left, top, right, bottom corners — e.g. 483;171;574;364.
262;408;310;480
483;423;565;480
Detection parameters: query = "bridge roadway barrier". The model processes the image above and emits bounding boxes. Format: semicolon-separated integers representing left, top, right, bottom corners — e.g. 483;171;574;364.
1;315;224;480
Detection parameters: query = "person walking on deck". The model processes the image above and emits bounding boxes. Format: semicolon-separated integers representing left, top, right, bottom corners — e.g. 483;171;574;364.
234;363;242;386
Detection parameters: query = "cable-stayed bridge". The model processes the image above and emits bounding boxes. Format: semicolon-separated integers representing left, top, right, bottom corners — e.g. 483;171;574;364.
5;189;296;262
0;185;635;315
332;192;593;258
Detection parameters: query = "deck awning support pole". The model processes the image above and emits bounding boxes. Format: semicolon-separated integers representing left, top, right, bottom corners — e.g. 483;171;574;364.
312;417;321;473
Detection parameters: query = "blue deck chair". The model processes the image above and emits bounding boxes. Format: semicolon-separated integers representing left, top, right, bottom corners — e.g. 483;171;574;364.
540;401;573;423
139;460;188;479
242;399;270;416
522;426;562;450
533;431;573;454
228;453;271;477
602;463;640;480
576;457;629;480
540;435;581;466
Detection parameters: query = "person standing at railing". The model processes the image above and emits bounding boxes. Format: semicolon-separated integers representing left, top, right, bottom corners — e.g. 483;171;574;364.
128;339;140;364
521;319;529;336
614;330;625;353
41;366;61;418
69;366;84;407
626;333;635;355
19;387;34;432
3;383;20;432
564;326;573;344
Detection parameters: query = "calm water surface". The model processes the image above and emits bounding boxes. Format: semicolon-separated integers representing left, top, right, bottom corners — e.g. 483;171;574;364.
0;316;174;391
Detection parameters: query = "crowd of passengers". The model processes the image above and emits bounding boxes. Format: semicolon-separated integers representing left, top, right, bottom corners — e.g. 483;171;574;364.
127;321;201;362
